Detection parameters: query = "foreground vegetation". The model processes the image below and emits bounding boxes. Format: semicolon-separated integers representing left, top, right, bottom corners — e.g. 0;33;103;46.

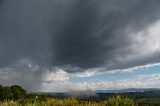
1;84;159;106
0;84;137;106
0;96;136;106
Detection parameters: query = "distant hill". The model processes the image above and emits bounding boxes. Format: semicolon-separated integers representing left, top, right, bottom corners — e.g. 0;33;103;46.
96;88;160;93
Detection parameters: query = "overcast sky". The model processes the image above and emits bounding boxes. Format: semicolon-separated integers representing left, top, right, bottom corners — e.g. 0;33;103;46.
0;0;160;92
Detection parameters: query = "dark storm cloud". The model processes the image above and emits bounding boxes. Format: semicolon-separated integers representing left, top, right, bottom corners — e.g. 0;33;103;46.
53;1;106;68
0;0;160;69
0;0;55;67
53;0;160;70
0;0;160;90
0;59;43;91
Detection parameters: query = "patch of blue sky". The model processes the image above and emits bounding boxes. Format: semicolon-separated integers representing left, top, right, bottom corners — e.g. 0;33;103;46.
69;64;160;83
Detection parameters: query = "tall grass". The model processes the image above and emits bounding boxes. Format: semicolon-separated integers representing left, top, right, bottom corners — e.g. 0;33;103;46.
104;95;137;106
0;95;137;106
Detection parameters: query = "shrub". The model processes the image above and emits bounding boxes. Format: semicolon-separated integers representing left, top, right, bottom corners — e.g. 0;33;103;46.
0;86;13;100
10;85;26;100
104;95;137;106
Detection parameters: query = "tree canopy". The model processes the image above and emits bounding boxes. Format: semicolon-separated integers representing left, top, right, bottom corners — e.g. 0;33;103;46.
0;85;26;100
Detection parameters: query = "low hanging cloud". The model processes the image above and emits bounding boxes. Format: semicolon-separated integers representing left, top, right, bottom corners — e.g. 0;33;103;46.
0;0;160;91
43;68;70;82
41;73;160;92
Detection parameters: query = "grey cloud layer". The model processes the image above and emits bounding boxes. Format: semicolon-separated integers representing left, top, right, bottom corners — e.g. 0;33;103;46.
53;0;160;70
0;0;160;90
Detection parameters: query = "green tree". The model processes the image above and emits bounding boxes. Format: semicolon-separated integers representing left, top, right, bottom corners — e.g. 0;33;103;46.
0;86;13;100
10;85;26;99
0;85;4;99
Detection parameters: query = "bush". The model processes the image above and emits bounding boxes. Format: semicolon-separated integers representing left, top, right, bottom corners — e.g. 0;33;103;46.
104;95;137;106
0;85;13;100
0;85;26;100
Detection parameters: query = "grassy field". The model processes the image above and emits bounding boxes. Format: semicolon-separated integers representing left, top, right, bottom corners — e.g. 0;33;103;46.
0;95;137;106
